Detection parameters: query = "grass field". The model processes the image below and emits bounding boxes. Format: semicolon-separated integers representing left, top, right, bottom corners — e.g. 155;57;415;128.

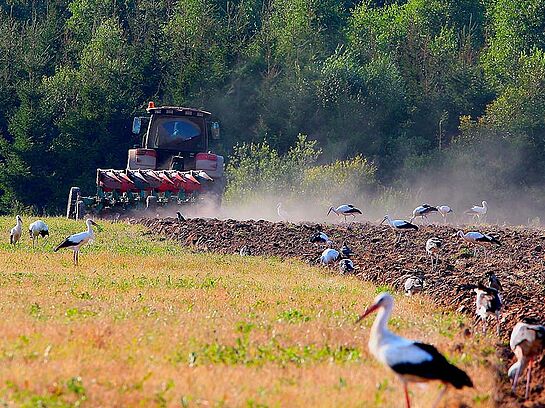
0;217;497;407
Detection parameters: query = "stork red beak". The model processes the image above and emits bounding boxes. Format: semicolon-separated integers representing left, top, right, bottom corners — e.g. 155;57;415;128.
355;303;379;323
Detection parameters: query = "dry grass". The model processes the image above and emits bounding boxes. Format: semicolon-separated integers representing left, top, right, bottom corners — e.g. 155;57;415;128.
0;217;496;407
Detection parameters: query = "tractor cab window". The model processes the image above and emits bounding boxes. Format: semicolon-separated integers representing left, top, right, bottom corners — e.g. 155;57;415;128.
151;117;203;150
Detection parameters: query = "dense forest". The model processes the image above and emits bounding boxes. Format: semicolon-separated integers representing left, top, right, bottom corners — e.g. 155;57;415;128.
0;0;544;217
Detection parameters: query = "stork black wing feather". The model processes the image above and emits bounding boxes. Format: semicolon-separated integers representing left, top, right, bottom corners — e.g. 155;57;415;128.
391;343;473;389
54;238;77;252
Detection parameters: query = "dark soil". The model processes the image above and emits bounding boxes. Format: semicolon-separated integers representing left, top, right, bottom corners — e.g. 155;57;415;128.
134;217;545;407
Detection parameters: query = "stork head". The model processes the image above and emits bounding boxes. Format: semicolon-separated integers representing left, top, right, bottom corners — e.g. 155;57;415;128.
277;202;282;208
380;215;389;225
16;215;22;223
327;207;334;215
482;201;488;207
456;230;465;238
87;219;101;231
356;292;393;323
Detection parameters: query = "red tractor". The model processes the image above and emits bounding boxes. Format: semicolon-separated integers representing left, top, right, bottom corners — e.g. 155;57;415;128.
66;102;225;219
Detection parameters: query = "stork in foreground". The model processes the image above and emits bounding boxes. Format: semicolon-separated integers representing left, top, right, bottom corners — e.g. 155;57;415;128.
54;219;100;265
410;204;438;224
465;201;488;221
9;215;23;245
425;237;442;271
327;204;362;222
277;202;289;222
456;231;501;256
508;318;545;399
437;205;453;223
28;220;49;247
356;293;473;408
381;215;418;244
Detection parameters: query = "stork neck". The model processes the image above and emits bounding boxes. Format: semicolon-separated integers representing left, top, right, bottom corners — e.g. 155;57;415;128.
87;222;94;234
371;304;392;342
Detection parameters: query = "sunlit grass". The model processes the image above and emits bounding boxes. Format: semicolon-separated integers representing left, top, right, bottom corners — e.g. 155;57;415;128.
0;217;496;407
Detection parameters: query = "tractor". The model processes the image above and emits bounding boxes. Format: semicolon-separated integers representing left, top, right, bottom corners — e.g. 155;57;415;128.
66;102;225;219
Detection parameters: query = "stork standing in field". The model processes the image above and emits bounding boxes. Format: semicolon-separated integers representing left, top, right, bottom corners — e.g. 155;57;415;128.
320;247;340;265
465;201;488;222
277;202;289;222
339;258;355;274
426;237;442;271
508;318;545;399
341;243;354;258
462;283;502;335
327;204;362;222
309;231;332;245
410;204;438;224
456;230;501;256
437;205;453;223
9;215;23;245
356;293;473;408
54;219;100;265
28;220;49;247
381;215;418;244
404;274;425;296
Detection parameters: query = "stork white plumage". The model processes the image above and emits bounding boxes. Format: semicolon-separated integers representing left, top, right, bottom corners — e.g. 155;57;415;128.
381;215;418;244
327;204;362;222
277;202;289;222
404;274;424;296
320;248;340;265
437;205;453;223
508;318;545;399
338;258;355;274
474;283;502;335
28;220;49;247
54;219;100;265
456;230;501;256
410;204;438;224
425;237;442;271
465;201;488;221
356;293;473;408
9;215;23;245
309;231;332;245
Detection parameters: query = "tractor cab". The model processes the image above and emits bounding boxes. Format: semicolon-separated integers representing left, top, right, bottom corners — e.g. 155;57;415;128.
129;102;222;176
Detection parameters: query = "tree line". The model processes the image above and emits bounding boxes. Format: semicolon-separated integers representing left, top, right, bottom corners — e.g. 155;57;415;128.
0;0;544;218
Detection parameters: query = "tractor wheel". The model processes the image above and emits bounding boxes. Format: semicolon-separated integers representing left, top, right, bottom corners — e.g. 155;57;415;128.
66;187;81;219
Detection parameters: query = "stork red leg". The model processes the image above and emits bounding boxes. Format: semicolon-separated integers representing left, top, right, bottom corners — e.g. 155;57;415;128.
403;383;410;408
525;359;532;399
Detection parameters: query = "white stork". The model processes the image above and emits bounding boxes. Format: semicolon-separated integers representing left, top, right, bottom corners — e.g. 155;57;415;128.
320;247;340;265
404;274;425;296
54;219;100;265
277;202;289;222
465;201;488;221
437;205;453;223
410;204;438;224
456;231;501;256
356;293;473;408
381;215;418;244
309;231;332;245
327;204;362;222
425;237;442;271
28;220;49;247
9;215;23;245
508;318;545;399
473;283;502;335
338;258;355;274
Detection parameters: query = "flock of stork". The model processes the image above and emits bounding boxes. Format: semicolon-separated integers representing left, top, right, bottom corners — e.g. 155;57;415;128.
303;201;544;407
9;216;100;265
6;200;545;407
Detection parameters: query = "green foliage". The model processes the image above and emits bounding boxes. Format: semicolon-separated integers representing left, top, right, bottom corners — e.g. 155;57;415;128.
0;0;544;215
